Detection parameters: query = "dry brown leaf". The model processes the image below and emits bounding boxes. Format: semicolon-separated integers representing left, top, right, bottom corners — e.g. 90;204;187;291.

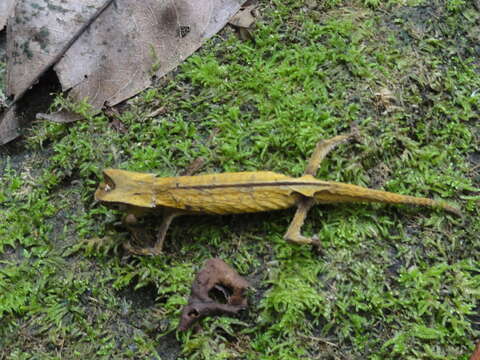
1;0;246;144
54;0;245;108
5;0;112;102
0;0;16;31
0;105;20;144
228;4;258;40
1;0;113;144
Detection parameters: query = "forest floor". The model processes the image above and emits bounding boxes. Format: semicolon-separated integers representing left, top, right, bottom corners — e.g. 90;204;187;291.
1;0;479;359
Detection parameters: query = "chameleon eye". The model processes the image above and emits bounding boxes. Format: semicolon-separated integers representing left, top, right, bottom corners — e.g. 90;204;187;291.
102;173;116;192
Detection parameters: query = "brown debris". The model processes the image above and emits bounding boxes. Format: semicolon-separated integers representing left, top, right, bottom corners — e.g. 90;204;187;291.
36;110;83;124
178;258;250;331
146;106;167;119
475;0;480;11
470;341;480;360
228;4;259;41
180;157;206;176
0;105;21;144
104;107;127;133
373;88;402;114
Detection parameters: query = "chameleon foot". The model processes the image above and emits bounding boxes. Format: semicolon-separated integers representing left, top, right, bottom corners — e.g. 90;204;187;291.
284;232;322;250
123;241;162;256
310;235;321;248
310;235;323;255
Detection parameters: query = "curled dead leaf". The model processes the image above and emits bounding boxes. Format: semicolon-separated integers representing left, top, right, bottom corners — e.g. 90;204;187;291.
470;342;480;360
178;258;250;331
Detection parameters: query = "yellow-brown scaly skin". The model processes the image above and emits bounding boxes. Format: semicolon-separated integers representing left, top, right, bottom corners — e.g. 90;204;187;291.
96;169;459;215
95;132;460;255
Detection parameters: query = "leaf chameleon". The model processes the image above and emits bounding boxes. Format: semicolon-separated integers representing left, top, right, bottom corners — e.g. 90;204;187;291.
95;131;460;255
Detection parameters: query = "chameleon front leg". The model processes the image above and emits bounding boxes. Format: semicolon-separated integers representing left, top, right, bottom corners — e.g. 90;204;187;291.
123;210;183;256
122;157;203;256
284;131;357;246
152;210;183;254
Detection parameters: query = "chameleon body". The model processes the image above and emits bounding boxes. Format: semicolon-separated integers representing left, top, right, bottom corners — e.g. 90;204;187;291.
96;169;458;215
95;133;460;255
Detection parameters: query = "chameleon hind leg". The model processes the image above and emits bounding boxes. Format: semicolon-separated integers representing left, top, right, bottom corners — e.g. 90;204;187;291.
283;197;318;245
283;132;357;246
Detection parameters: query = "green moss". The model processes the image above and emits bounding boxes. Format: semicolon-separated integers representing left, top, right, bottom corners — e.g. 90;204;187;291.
1;0;479;358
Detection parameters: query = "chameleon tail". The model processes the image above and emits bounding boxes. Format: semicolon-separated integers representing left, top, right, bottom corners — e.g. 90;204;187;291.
314;182;461;216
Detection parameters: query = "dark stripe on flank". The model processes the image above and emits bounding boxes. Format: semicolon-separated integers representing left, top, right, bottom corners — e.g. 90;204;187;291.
173;181;330;190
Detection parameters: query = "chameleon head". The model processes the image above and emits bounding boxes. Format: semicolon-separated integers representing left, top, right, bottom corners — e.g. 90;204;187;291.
94;168;157;209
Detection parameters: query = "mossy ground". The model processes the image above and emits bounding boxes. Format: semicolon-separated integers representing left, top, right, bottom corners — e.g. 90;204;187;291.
1;0;479;359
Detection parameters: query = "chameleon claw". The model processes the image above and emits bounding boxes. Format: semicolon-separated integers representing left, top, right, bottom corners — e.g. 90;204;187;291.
310;235;323;255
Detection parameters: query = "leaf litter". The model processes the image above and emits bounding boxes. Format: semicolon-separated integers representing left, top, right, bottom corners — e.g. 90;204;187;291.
0;0;248;144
